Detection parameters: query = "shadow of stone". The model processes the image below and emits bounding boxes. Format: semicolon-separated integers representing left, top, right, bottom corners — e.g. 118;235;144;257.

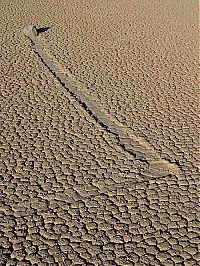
36;26;51;35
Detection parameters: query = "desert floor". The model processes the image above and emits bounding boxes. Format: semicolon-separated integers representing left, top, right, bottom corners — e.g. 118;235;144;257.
0;0;199;265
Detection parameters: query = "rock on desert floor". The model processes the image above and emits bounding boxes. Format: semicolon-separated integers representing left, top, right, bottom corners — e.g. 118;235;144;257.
0;1;199;265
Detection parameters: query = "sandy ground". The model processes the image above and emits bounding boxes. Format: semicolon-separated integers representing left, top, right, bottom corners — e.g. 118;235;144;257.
0;0;199;265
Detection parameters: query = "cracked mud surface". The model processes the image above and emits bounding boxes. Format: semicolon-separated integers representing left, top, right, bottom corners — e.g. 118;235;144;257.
1;1;199;265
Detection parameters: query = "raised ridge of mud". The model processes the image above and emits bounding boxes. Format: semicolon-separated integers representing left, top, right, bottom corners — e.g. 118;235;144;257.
23;25;180;180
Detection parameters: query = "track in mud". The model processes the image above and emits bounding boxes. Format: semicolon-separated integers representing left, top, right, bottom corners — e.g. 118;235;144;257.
23;25;180;182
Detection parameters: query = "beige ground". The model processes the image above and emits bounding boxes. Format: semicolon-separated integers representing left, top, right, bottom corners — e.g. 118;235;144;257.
0;0;199;265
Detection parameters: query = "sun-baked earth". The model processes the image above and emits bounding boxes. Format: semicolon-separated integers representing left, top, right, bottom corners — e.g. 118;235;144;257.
0;0;199;265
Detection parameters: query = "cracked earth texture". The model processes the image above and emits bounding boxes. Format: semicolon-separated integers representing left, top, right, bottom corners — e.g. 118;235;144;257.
0;0;199;266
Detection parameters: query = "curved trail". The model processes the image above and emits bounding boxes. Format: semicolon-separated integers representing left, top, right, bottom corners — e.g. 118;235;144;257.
23;25;180;180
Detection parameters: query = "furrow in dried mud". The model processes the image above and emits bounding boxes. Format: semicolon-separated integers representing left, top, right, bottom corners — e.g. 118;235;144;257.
24;26;180;180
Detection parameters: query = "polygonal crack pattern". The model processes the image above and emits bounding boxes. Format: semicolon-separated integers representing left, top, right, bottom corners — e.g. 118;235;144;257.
1;1;199;266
